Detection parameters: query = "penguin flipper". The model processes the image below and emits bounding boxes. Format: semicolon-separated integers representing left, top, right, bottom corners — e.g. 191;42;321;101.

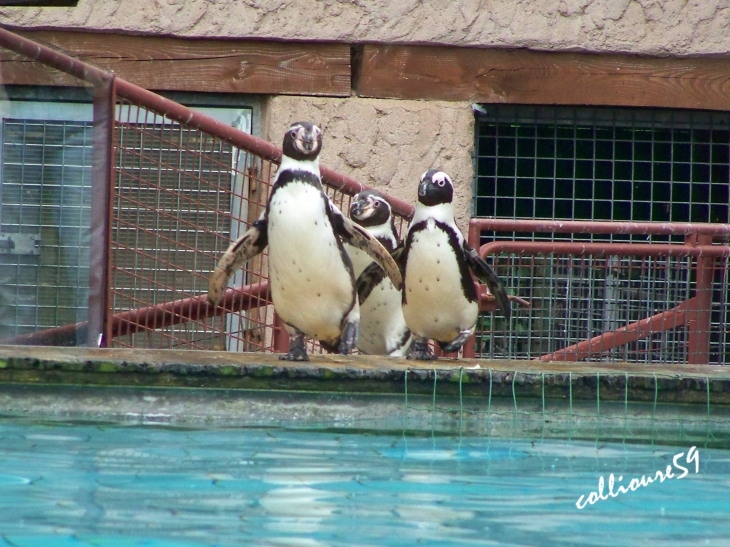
355;261;388;305
208;218;268;306
327;202;403;291
464;244;511;321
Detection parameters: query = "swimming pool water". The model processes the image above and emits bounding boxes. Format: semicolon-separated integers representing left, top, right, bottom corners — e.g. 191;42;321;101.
0;419;728;547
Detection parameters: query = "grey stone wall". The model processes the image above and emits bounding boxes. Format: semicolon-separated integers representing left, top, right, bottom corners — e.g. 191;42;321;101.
265;97;475;232
1;0;729;56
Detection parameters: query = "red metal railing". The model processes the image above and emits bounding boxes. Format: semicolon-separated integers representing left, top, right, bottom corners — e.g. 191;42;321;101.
0;26;415;352
467;219;730;364
2;27;729;366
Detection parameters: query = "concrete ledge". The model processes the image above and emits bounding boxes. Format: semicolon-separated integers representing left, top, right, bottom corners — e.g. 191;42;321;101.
1;345;729;405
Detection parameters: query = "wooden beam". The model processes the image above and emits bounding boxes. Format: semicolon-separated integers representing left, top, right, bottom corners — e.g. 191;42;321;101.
358;44;730;110
0;30;351;96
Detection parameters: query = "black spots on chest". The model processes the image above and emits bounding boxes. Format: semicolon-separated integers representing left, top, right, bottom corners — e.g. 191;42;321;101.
404;219;477;303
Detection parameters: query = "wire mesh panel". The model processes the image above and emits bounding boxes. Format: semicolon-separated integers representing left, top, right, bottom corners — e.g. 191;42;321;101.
109;99;414;353
110;100;274;350
478;253;730;364
473;105;730;365
474;105;730;226
0;111;94;343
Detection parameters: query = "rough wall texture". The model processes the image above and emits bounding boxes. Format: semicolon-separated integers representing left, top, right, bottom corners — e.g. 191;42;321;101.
1;0;729;56
265;97;475;233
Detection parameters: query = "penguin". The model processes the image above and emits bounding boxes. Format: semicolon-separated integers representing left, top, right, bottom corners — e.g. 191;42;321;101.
208;122;402;361
348;190;412;356
400;169;510;360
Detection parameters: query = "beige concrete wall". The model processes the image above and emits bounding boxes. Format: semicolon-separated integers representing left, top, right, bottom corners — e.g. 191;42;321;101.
265;96;475;233
4;0;727;230
1;0;729;56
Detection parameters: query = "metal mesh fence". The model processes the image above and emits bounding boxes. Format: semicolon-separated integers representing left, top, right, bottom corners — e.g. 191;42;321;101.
474;105;730;226
472;105;730;365
109;99;413;352
110;100;275;350
0;114;94;343
477;253;729;364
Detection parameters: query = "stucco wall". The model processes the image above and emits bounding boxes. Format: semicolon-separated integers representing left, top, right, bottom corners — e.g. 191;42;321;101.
264;97;475;233
1;0;729;56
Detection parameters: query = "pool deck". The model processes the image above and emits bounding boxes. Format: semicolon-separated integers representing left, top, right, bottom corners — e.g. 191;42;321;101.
1;345;728;405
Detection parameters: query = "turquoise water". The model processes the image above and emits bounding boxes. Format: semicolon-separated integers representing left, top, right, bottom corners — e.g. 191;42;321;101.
0;419;728;546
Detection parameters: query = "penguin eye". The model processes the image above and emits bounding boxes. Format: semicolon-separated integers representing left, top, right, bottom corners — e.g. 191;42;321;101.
436;180;445;187
289;130;298;139
373;201;380;208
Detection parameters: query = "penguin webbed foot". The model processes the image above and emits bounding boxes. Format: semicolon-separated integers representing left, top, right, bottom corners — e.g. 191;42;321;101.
338;320;359;355
280;332;309;361
320;318;358;355
439;330;473;353
407;337;436;361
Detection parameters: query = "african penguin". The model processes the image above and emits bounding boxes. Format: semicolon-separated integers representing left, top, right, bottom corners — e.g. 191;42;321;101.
401;169;510;360
208;122;402;361
348;190;412;357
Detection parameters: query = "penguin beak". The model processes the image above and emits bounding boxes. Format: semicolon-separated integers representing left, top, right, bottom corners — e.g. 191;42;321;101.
350;198;370;220
418;179;429;197
300;131;319;152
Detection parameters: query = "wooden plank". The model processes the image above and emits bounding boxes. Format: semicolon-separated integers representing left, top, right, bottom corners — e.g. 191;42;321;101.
358;44;730;110
0;30;351;96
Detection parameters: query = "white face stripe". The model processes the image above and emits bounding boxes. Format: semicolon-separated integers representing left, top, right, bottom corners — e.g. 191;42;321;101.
431;171;452;188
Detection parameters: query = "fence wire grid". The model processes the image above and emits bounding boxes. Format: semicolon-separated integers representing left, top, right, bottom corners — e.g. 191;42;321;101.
109;99;412;353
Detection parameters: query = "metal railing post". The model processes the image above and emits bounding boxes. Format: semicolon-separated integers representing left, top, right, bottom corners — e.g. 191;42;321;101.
687;233;713;365
87;75;116;348
272;313;290;353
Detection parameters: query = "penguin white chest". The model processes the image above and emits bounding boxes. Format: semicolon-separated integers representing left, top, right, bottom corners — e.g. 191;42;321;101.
402;221;477;343
345;245;373;279
359;277;409;356
267;183;355;342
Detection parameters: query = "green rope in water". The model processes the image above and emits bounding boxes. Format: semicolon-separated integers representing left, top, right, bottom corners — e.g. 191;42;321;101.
404;369;408;411
432;369;437;414
568;371;573;442
624;372;629;420
623;372;629;446
595;371;601;448
488;368;493;413
458;367;464;433
403;369;409;435
568;371;573;417
651;372;658;446
541;372;545;421
431;369;437;440
706;375;712;444
512;371;518;414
